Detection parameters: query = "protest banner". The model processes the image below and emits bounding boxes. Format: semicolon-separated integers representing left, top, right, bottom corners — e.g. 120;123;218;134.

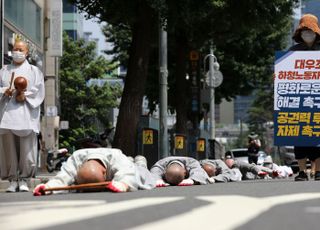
274;51;320;146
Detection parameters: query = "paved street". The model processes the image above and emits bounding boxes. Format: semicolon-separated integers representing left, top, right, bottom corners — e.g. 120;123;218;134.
1;179;320;230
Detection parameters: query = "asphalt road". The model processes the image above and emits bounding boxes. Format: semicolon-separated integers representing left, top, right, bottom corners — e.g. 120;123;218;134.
1;179;320;230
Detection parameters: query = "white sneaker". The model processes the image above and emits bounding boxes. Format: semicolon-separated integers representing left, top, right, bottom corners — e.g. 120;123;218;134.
6;181;18;193
19;180;29;192
134;155;148;168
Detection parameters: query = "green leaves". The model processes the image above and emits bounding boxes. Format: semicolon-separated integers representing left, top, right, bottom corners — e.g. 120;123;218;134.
59;32;121;148
67;0;299;152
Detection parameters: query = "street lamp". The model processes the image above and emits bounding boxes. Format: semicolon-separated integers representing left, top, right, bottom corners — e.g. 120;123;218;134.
159;20;168;158
203;47;223;158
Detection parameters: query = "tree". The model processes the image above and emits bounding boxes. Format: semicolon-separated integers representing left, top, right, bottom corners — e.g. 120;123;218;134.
246;83;275;151
59;33;122;149
69;0;159;156
69;0;299;155
165;0;299;135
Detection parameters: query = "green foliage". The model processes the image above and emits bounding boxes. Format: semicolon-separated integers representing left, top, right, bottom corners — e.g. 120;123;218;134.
102;23;131;67
201;0;298;100
69;0;162;26
98;0;298;108
248;89;274;125
69;0;300;152
232;135;248;149
59;33;122;148
247;86;274;148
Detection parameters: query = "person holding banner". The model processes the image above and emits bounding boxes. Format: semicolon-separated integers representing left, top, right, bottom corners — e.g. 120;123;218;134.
290;14;320;51
0;39;45;192
290;13;320;181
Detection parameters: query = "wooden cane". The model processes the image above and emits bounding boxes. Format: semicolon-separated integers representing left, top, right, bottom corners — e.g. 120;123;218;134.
9;72;15;89
43;181;111;192
1;72;14;99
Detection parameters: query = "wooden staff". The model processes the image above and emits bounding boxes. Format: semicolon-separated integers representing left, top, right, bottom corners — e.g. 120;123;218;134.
1;72;14;99
43;181;111;192
9;72;15;89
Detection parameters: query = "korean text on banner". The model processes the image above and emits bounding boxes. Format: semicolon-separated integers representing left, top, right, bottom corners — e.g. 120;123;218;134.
274;51;320;146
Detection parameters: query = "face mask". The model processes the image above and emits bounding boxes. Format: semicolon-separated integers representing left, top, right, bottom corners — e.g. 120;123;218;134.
301;30;316;44
12;51;26;63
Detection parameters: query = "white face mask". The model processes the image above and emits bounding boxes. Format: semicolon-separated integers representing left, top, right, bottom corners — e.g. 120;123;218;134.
12;51;26;63
301;30;316;44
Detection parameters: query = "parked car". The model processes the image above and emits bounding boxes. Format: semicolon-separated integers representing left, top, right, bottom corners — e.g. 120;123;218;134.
227;148;267;165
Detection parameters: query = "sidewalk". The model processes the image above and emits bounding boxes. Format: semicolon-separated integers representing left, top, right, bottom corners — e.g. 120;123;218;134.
0;170;56;192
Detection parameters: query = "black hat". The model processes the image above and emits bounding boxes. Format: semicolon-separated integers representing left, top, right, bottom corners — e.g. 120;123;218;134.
225;151;234;159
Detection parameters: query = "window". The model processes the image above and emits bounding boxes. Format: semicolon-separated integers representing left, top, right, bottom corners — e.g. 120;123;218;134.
63;0;77;13
4;0;42;45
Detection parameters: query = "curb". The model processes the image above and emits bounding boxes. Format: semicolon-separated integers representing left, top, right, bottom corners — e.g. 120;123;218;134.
0;173;55;192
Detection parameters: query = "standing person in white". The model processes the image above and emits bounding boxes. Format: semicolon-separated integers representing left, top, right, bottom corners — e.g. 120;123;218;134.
0;39;45;192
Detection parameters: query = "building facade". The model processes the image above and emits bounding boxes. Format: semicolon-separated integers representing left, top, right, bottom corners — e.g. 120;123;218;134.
62;0;83;40
2;0;43;67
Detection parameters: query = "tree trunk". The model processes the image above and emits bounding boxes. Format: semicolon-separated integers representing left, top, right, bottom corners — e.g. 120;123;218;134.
113;3;155;156
174;38;189;135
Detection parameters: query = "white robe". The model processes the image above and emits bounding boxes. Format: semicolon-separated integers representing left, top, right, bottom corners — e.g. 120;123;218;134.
0;60;45;134
0;60;44;180
271;163;293;178
200;159;237;183
46;148;156;191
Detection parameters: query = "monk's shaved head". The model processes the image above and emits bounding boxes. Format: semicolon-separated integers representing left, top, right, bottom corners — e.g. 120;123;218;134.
225;158;235;169
202;163;216;177
165;163;187;185
13;40;29;52
76;159;107;184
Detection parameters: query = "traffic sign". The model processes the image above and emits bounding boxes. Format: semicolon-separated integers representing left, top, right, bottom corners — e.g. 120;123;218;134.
143;130;153;145
46;106;57;117
197;139;205;152
175;136;184;149
60;121;69;130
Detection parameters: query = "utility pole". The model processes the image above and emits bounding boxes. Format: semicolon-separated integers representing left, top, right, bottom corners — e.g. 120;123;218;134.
209;47;215;142
204;47;222;159
159;20;168;158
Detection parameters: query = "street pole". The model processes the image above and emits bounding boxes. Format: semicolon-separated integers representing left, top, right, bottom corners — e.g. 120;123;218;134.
159;21;168;158
209;48;215;141
207;47;218;159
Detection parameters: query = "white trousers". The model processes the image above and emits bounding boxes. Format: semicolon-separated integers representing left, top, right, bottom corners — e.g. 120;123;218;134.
0;131;37;180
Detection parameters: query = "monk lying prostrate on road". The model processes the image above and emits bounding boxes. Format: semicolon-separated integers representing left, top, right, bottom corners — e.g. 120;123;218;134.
150;156;213;187
33;148;156;195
